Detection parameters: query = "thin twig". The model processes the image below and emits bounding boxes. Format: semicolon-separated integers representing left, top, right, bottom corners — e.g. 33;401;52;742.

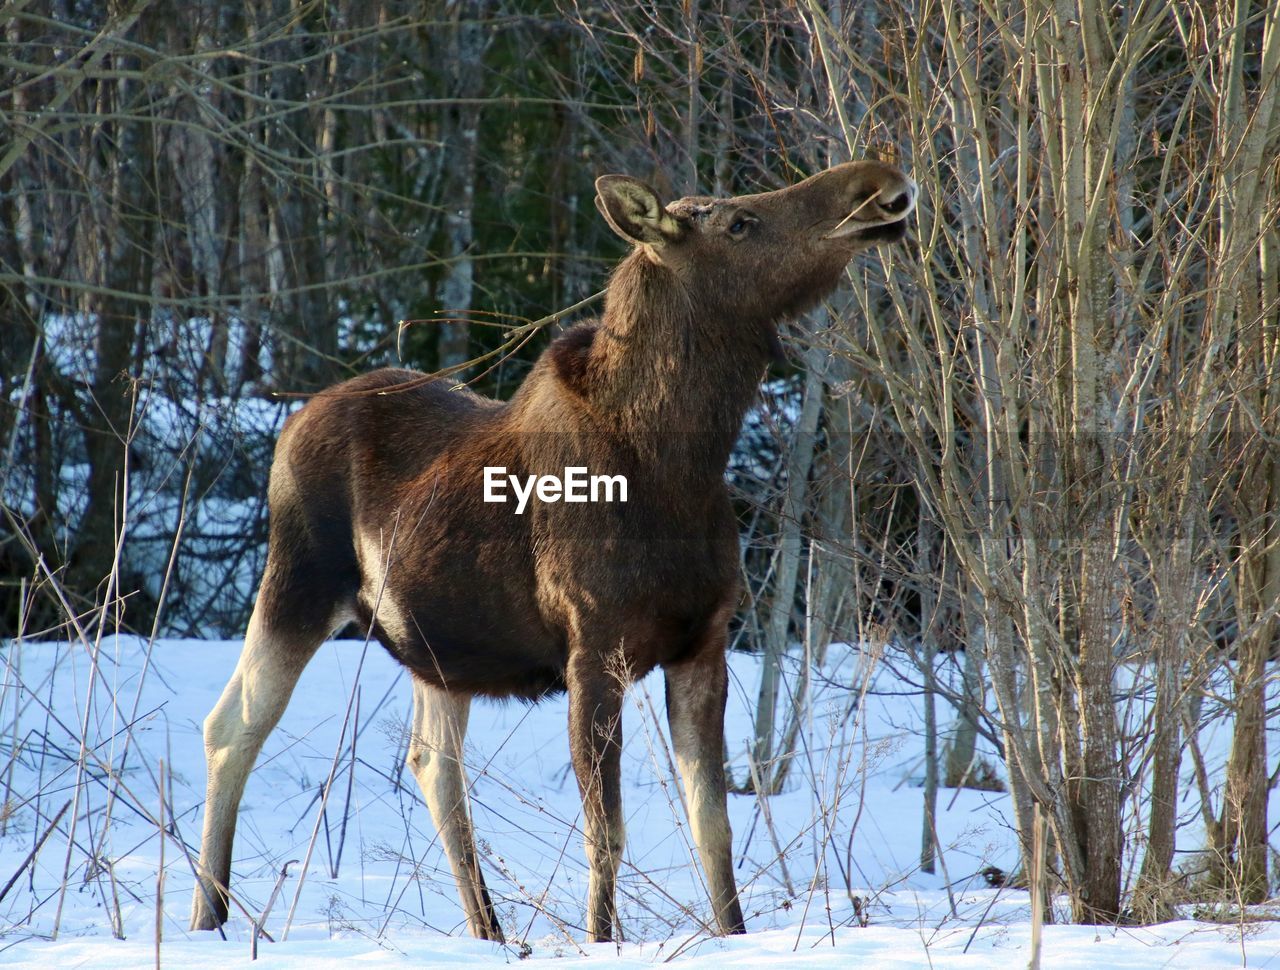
279;288;606;401
253;859;297;960
156;759;165;970
0;799;71;904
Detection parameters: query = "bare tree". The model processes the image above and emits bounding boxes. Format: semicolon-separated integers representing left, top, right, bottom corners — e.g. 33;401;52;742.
4;0;1278;924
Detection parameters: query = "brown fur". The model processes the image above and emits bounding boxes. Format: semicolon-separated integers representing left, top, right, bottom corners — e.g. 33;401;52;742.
190;160;916;943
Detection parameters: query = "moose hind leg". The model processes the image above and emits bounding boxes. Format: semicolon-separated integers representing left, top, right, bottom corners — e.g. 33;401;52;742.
190;603;325;930
567;650;626;943
665;648;746;935
406;679;503;942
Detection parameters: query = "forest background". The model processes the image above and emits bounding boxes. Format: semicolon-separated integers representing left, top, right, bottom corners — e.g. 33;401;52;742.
2;0;1279;929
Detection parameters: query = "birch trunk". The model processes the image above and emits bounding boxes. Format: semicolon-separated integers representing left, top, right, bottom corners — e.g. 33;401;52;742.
436;0;489;371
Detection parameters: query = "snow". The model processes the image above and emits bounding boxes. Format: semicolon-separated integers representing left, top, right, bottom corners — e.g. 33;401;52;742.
0;636;1275;968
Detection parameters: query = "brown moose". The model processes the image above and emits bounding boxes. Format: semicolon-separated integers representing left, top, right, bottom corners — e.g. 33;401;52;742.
189;159;916;943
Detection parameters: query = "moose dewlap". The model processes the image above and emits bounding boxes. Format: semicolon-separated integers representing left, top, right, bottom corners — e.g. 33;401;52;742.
190;159;916;944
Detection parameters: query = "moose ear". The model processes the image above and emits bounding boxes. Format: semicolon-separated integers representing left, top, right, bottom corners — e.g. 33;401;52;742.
594;175;686;247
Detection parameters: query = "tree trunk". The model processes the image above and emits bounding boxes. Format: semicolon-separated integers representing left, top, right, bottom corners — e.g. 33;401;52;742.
917;510;940;874
943;608;985;788
1216;361;1280;903
435;0;490;372
1073;541;1122;922
266;3;335;390
1209;0;1280;902
72;47;155;602
1129;546;1189;920
751;346;823;789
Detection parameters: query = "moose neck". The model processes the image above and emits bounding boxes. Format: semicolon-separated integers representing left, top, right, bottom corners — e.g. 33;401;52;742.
594;251;772;476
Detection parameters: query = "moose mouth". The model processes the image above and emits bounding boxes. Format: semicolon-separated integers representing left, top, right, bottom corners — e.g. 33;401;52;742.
823;217;910;243
852;218;909;242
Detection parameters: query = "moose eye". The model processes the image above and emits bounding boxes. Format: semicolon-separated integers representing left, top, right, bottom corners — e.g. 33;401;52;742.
728;217;750;236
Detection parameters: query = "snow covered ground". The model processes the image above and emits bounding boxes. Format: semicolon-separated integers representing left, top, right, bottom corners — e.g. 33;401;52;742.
0;635;1276;968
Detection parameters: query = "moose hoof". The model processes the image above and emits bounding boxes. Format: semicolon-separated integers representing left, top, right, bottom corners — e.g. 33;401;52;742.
189;892;228;932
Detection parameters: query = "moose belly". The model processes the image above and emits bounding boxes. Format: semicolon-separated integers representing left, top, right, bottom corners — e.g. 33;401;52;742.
351;506;565;699
352;545;732;701
350;486;738;700
357;579;567;700
533;548;739;679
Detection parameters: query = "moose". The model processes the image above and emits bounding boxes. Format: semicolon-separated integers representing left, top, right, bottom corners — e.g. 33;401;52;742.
189;158;916;943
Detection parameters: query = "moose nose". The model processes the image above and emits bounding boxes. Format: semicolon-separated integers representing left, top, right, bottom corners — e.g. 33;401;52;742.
880;185;915;217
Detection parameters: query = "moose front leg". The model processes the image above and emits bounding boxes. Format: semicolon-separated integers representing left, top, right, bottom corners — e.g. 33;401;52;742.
566;649;626;942
664;647;746;935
